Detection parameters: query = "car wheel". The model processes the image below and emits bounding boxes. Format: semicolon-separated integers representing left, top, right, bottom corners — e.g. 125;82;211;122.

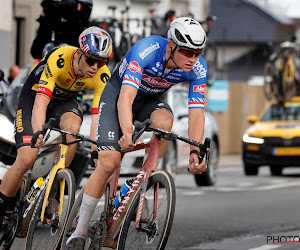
270;165;283;176
161;141;177;180
244;164;259;176
194;140;219;186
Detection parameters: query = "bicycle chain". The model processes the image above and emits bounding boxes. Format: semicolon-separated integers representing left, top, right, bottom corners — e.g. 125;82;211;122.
88;212;107;250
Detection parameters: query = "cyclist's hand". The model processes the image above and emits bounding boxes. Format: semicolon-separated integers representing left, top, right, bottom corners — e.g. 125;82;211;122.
31;131;44;148
188;153;206;174
118;132;134;150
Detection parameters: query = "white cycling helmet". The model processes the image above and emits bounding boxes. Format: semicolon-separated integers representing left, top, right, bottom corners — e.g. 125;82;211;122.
167;17;206;50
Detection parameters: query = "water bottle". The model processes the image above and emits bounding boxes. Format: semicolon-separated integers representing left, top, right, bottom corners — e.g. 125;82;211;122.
115;179;134;207
26;177;45;203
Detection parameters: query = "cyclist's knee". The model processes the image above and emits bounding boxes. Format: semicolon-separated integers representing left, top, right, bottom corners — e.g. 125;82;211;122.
97;151;121;175
60;113;82;133
150;110;173;131
14;151;37;174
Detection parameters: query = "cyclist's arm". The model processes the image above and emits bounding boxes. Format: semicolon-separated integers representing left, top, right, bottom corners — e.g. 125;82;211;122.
90;114;98;152
188;108;206;173
188;108;205;151
32;94;50;133
117;85;138;149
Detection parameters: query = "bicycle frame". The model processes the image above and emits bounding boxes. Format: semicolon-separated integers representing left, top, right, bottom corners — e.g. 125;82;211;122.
103;135;161;246
40;135;69;222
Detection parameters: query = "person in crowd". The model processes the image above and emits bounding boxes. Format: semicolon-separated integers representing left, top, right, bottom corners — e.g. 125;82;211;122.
8;65;21;83
31;0;93;60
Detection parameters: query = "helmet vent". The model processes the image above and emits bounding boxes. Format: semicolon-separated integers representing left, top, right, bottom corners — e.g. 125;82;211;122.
102;39;107;51
175;28;187;44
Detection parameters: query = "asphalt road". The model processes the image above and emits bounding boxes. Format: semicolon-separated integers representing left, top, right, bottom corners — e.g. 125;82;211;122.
5;154;300;250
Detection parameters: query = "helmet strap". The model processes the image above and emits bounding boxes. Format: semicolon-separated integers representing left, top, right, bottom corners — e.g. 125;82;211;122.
166;45;180;69
75;50;84;77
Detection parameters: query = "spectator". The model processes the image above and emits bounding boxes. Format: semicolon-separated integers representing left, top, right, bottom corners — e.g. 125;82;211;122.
31;0;93;59
8;65;21;84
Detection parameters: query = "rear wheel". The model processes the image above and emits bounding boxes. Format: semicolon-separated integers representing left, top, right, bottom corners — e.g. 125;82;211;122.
25;169;75;250
244;164;259;176
194;140;219;186
118;170;175;250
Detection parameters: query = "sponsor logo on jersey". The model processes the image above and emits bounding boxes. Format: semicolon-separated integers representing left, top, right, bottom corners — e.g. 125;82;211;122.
34;65;46;76
151;67;158;72
128;61;143;74
57;54;65;68
66;79;71;83
15;109;24;133
100;73;110;83
39;80;48;85
142;74;175;88
192;60;207;79
193;84;205;94
22;136;32;144
76;82;85;86
119;58;128;77
138;42;160;59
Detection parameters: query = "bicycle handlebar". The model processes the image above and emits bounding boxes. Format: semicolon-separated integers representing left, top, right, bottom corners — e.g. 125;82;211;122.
132;119;211;167
41;118;97;146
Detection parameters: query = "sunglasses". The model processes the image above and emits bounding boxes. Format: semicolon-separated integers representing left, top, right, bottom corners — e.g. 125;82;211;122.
177;46;202;58
82;53;107;68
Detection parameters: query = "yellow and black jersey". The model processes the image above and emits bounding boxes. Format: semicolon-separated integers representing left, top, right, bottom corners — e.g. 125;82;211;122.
29;45;111;114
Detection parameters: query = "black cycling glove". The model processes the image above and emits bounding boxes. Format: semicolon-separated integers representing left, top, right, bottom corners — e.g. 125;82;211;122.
91;151;98;168
31;131;43;148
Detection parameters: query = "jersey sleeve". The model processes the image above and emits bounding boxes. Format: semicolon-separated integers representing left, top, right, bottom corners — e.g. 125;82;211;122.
91;65;111;114
122;37;159;90
36;49;62;100
188;58;208;109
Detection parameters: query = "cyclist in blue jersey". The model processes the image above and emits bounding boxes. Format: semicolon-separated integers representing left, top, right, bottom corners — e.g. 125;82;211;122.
67;17;208;249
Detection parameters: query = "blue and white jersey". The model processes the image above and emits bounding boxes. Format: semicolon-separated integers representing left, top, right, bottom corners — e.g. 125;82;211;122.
112;35;207;109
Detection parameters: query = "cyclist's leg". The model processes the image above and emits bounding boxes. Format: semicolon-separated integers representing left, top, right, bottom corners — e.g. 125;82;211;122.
67;82;122;247
49;98;83;167
134;98;174;160
0;82;38;224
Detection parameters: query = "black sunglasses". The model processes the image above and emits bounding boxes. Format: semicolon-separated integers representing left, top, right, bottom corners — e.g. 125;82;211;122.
82;52;107;68
177;46;202;58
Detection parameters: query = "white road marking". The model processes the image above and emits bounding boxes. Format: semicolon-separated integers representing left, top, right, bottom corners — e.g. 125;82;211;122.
249;244;281;250
253;181;300;191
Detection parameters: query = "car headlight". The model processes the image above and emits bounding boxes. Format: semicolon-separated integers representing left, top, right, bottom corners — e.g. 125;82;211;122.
243;134;264;144
0;114;15;143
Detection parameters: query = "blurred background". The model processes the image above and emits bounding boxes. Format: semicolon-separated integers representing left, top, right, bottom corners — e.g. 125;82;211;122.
1;0;300;156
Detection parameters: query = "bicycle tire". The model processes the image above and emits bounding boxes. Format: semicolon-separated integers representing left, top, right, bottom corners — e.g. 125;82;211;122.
263;62;276;100
61;184;109;249
25;168;76;250
282;58;297;100
118;170;176;250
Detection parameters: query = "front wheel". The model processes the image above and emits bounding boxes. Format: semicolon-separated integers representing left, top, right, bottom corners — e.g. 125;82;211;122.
118;170;176;250
25;168;76;250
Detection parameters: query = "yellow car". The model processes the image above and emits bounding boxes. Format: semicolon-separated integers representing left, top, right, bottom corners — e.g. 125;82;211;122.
242;97;300;176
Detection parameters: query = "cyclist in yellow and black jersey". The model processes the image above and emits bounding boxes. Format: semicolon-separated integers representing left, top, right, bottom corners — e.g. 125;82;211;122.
31;45;109;114
0;26;112;225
